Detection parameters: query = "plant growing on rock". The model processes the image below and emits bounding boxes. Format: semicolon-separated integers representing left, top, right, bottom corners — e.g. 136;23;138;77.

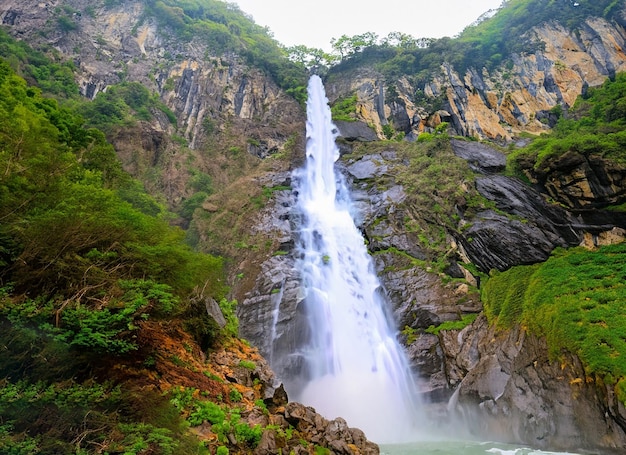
482;243;626;403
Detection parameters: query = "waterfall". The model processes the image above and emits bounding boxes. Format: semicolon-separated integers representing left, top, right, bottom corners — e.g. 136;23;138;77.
289;75;422;443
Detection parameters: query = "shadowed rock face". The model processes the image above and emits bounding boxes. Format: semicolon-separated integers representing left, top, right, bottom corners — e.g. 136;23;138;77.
457;209;569;272
521;150;626;210
457;173;584;272
443;315;626;453
450;140;626;273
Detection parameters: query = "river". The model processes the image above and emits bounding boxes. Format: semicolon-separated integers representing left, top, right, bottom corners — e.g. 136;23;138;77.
381;440;582;455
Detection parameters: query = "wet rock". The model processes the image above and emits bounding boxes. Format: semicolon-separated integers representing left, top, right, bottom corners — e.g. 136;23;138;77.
444;315;626;453
345;154;388;180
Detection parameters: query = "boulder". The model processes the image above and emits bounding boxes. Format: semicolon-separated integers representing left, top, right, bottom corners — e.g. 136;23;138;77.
335;120;378;142
450;139;507;174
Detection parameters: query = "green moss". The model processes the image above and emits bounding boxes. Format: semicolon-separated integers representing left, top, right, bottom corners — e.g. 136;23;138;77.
482;243;626;402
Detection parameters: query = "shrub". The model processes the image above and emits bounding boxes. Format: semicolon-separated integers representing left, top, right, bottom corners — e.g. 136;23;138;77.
330;94;358;121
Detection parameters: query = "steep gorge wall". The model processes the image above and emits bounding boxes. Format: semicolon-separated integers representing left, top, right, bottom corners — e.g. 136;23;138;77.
326;13;626;142
4;1;626;451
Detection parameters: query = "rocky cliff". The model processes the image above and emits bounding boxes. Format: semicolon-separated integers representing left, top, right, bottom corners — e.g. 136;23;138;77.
0;0;303;211
238;137;626;452
443;315;626;453
325;13;626;142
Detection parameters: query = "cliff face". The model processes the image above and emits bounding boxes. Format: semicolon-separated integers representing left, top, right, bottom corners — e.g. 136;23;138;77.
0;0;303;208
443;315;626;453
239;138;626;452
326;14;626;142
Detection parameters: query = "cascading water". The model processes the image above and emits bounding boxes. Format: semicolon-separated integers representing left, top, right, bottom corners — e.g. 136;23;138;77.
289;74;422;443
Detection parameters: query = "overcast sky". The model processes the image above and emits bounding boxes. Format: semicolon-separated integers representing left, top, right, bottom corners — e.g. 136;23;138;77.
230;0;504;51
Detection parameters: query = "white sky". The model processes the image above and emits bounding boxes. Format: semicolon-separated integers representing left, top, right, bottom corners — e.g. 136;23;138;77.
230;0;504;51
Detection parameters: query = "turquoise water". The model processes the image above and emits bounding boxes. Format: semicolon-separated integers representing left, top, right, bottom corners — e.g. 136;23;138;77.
380;440;582;455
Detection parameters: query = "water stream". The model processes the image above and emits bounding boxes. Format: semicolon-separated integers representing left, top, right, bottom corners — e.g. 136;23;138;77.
289;75;422;443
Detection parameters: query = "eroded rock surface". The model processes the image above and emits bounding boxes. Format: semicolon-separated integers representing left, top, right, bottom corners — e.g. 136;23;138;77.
326;16;626;141
442;316;626;453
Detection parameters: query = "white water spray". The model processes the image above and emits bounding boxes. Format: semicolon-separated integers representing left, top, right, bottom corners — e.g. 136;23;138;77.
290;75;422;443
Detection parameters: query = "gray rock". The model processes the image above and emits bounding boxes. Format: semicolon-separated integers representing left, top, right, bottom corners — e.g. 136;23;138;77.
345;154;388;179
443;315;626;452
457;210;562;272
450;139;507;174
334;120;378;142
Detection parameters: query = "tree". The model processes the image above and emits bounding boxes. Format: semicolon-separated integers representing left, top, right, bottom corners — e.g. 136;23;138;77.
331;32;379;60
286;45;337;70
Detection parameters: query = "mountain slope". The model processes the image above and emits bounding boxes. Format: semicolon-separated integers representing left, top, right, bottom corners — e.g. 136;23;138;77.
325;0;626;141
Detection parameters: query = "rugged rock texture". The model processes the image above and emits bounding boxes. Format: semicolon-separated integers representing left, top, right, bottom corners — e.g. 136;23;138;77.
6;1;626;452
449;140;626;272
442;316;626;453
0;0;303;208
518;150;626;210
237;138;626;452
326;15;626;141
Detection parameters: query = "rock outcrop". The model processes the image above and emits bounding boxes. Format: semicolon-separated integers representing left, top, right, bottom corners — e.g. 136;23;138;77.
518;150;626;210
0;0;303;208
441;315;626;453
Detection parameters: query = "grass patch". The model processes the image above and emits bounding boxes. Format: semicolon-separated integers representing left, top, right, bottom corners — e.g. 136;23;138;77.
425;313;479;335
331;93;358;121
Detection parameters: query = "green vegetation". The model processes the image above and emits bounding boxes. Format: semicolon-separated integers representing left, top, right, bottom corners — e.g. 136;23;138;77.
170;387;273;450
482;244;626;401
0;59;226;299
0;59;231;453
238;359;256;370
509;71;626;173
76;81;177;131
250;184;292;208
330;93;358;121
0;379;203;455
379;137;492;261
0;28;79;98
426;314;479;335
